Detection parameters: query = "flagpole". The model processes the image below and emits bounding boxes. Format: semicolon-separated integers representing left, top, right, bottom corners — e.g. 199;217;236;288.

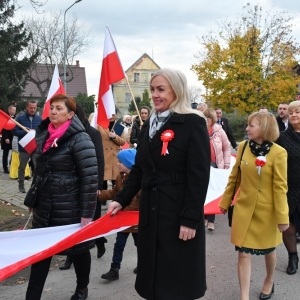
10;118;29;133
124;76;142;124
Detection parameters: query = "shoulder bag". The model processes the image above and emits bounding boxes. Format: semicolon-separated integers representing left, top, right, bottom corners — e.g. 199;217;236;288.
228;141;248;227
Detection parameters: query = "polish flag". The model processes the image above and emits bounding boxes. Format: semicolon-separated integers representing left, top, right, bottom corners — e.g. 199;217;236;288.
18;130;37;154
0;212;139;281
42;64;65;119
97;27;125;128
0;110;11;131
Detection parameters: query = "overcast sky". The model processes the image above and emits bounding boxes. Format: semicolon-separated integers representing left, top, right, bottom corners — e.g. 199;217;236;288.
15;0;300;99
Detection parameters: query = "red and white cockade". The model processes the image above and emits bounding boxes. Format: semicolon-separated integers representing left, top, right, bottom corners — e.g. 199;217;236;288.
160;130;175;156
255;156;266;175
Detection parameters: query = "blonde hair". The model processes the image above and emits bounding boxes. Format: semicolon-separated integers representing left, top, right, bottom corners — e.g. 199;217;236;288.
123;114;132;122
203;108;217;124
248;112;279;142
288;100;300;111
150;69;204;118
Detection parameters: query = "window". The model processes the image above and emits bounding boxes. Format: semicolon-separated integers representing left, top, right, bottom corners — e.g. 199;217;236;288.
125;93;131;103
134;73;140;82
142;73;148;82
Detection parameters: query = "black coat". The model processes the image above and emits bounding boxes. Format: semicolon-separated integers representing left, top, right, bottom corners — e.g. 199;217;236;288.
30;116;98;254
130;118;141;145
276;116;287;132
1;113;14;151
219;117;237;148
115;113;210;300
276;127;300;214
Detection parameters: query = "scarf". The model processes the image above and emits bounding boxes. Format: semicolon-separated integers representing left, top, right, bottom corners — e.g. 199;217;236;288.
149;110;171;140
42;119;72;153
249;140;273;157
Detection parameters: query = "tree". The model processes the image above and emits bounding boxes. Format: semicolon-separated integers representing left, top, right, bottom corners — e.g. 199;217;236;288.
21;10;91;101
140;89;152;109
75;93;95;117
189;86;202;103
0;0;38;111
191;4;300;114
128;96;141;114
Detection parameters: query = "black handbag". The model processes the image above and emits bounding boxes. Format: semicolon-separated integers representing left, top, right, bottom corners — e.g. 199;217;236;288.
228;141;248;227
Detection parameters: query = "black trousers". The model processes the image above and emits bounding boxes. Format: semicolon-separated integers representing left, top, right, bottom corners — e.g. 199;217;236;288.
2;149;10;171
26;250;91;300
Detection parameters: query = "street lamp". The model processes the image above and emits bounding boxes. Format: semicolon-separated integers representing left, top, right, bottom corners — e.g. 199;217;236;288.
63;0;82;92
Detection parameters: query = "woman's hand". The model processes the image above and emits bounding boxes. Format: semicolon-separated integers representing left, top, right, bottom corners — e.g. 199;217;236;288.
97;190;101;196
224;165;230;169
81;217;92;227
179;225;196;241
107;201;122;216
278;224;289;232
109;131;116;139
29;207;34;213
220;208;227;214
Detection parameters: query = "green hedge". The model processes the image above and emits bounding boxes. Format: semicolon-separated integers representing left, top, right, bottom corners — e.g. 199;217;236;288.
223;113;248;142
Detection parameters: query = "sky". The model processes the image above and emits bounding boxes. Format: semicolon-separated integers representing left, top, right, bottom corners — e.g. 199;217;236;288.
15;0;300;99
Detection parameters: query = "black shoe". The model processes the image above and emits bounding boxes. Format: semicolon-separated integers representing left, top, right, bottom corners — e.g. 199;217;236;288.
59;255;73;270
19;184;26;193
133;267;137;274
101;268;119;280
4;169;9;174
70;287;88;300
97;244;106;258
259;283;274;300
287;253;299;275
101;200;107;206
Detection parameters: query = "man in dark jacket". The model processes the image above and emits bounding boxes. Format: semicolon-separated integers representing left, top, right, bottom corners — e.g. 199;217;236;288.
215;108;238;150
276;102;289;132
1;105;16;173
13;100;42;193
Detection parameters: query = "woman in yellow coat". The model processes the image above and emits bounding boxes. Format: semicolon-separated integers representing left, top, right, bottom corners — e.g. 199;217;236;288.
219;112;289;300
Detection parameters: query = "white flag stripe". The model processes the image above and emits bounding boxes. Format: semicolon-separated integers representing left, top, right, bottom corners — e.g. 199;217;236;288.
46;64;60;102
18;130;36;148
102;86;116;118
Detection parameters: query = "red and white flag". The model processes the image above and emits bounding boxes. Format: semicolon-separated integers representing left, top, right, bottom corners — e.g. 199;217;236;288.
18;130;37;154
0;110;11;131
42;64;65;120
97;27;125;128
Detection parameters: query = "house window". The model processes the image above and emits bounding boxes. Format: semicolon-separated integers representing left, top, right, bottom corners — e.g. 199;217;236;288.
134;73;140;82
142;73;148;82
125;92;131;103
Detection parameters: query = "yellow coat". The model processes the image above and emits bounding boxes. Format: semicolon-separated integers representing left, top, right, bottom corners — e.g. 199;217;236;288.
219;141;289;249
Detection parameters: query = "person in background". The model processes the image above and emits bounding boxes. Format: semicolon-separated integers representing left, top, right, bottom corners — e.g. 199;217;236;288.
121;115;132;128
219;112;289;300
98;113;126;205
59;104;105;270
197;102;208;112
100;149;139;281
276;102;289;131
276;100;300;275
259;107;269;113
107;68;210;300
1;105;16;173
130;106;151;146
25;94;98;300
13;100;42;193
203;108;231;231
215;107;238;150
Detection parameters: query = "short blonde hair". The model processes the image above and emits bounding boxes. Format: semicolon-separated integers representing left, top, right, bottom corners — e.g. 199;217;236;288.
288;100;300;111
248;112;279;142
123;115;132;122
203;108;217;124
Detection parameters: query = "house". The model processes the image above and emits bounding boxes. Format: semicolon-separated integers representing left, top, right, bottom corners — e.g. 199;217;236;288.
112;53;160;115
22;61;87;101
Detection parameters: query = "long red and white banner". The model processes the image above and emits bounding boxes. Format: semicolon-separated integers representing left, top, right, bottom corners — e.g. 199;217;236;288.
0;156;236;281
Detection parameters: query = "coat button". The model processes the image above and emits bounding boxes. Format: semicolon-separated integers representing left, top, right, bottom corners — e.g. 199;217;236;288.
153;187;157;191
152;207;156;210
153;168;156;173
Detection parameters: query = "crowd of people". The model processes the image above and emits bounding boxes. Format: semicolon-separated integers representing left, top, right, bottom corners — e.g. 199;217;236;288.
0;68;299;300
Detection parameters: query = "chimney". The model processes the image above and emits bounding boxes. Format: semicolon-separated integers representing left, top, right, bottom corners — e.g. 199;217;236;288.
76;60;80;67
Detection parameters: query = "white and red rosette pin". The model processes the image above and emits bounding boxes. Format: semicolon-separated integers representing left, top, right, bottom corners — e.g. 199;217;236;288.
255;156;266;175
160;130;175;156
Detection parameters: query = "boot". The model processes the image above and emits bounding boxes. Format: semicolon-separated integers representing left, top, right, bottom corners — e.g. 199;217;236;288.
287;252;299;275
101;267;119;280
59;255;73;270
96;244;106;258
70;287;88;300
19;182;26;193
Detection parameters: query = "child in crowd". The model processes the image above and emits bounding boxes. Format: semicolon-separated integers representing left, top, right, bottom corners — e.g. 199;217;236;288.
99;148;139;280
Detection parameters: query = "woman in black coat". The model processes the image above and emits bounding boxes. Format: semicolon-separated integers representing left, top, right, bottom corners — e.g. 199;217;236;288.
25;95;98;300
130;106;150;146
108;69;210;300
276;100;300;276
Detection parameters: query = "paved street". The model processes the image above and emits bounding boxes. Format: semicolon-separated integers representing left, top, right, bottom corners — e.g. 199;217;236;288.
0;150;299;299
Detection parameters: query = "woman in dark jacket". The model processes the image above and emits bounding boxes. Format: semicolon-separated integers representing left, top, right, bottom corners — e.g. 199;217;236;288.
59;104;106;270
25;94;98;300
130;106;150;146
276;100;300;276
108;69;210;300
